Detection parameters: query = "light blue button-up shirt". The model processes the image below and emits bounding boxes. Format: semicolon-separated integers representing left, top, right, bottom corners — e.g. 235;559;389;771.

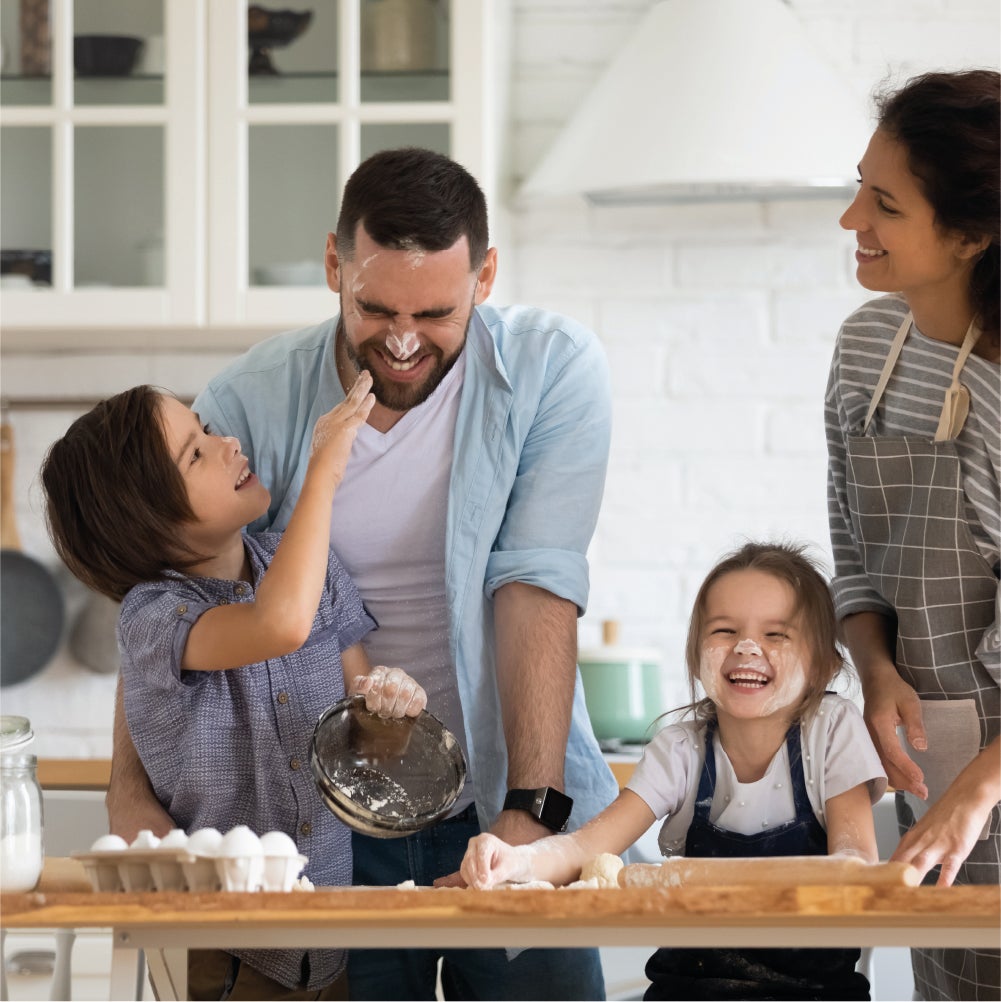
194;303;620;831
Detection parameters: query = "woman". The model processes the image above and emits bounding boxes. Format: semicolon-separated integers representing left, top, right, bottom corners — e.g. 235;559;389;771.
825;70;1000;1001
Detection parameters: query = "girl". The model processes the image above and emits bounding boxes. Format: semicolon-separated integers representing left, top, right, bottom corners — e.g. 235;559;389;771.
41;371;426;1001
461;542;886;1001
826;70;1000;1001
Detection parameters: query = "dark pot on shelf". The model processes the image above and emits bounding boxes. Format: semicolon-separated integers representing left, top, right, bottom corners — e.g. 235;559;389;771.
73;35;144;77
0;250;51;285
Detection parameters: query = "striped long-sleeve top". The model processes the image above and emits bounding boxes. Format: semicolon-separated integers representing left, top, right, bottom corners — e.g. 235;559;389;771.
825;293;1000;675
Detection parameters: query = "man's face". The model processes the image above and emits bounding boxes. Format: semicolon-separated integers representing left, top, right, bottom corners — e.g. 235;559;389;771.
327;225;497;413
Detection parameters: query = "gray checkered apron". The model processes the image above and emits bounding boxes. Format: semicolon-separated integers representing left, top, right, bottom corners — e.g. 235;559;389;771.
845;314;1000;1001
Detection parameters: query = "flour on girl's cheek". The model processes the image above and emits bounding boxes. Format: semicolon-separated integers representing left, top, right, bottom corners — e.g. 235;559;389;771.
758;649;808;715
698;647;728;703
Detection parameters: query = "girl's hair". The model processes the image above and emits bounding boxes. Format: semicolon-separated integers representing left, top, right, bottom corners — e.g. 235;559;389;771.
41;385;206;601
876;70;1000;349
682;541;845;725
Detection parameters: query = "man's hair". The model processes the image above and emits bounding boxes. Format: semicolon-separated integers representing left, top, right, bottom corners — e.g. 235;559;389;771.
41;386;203;600
335;147;489;270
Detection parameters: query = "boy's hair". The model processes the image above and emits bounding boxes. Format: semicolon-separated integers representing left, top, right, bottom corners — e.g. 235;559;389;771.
335;147;489;270
683;540;846;724
41;385;204;601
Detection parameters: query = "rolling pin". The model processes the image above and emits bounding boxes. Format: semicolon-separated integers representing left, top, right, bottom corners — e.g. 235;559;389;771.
620;856;920;888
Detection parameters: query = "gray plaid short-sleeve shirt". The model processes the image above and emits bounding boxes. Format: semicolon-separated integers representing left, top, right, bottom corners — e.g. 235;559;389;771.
120;531;375;990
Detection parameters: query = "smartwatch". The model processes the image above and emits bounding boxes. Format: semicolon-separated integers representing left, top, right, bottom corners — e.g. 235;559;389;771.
503;787;573;832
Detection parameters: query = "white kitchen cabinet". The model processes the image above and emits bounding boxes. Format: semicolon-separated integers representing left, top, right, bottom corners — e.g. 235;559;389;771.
0;0;507;337
1;0;203;328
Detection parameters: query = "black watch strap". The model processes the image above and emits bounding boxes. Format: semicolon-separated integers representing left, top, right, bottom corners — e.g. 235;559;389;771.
503;787;573;832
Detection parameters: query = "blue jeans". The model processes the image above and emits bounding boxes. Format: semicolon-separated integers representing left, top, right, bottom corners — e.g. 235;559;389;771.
347;805;606;1000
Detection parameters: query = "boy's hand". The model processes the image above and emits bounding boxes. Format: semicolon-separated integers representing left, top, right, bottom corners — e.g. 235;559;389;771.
349;666;427;718
310;371;375;475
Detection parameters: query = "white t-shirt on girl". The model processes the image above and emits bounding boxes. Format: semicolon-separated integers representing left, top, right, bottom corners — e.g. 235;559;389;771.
626;693;887;856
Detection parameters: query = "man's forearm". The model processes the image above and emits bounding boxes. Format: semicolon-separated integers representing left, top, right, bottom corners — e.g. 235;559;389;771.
107;676;172;838
494;582;577;790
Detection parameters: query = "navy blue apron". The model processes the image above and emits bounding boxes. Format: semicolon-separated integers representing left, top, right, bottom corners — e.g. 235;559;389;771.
643;719;870;1001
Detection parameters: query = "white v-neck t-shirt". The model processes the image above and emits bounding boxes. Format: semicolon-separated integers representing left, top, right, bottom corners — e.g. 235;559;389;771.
329;353;472;811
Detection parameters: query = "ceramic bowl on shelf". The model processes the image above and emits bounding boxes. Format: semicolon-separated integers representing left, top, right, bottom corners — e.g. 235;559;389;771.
253;260;326;286
73;35;144;77
247;5;313;75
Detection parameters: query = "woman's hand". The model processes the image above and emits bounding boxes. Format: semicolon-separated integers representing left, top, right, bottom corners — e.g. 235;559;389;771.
349;666;427;718
862;665;929;800
309;371;375;476
460;832;532;889
891;740;1000;885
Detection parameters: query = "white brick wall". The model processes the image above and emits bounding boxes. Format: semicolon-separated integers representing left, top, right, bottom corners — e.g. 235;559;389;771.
509;0;1000;676
1;0;998;754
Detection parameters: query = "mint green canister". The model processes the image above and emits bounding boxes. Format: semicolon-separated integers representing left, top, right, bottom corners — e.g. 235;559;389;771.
578;621;664;745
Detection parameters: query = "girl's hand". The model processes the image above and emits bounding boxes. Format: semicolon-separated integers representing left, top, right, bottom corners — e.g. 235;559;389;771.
349;666;427;718
460;832;532;889
310;371;375;474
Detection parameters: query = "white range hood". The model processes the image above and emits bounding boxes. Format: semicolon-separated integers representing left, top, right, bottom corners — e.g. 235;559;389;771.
519;0;874;204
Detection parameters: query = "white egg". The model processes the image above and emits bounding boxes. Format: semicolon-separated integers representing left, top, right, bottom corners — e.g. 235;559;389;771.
186;827;223;856
90;833;128;852
260;831;298;857
130;829;161;850
218;825;263;858
158;829;189;849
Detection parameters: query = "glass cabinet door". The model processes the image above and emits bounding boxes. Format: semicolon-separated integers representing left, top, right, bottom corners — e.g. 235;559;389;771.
0;0;202;325
208;0;473;327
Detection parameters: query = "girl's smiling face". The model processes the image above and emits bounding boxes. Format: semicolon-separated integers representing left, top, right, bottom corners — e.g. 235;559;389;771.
698;569;812;723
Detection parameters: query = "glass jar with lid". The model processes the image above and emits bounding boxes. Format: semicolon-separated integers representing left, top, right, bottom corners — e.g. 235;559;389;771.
0;715;44;891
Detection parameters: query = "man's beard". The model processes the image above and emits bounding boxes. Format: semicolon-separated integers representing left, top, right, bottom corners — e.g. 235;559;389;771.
339;303;471;413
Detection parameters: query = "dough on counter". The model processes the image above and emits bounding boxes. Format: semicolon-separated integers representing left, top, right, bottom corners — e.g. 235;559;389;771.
496;879;557;890
579;852;624;888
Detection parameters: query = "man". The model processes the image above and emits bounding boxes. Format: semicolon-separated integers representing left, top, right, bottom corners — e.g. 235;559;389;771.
107;147;619;999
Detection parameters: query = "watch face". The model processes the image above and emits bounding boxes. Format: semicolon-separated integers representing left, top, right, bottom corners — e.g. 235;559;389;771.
539;788;573;831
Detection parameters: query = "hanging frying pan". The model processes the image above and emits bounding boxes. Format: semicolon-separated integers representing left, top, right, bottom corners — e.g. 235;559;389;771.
1;422;65;686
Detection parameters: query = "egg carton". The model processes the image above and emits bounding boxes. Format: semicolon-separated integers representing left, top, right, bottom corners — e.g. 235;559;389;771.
71;826;309;893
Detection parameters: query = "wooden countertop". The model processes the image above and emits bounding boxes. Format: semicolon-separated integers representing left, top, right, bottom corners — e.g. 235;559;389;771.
3;858;997;951
38;758;111;791
607;760;635;788
37;759;633;792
